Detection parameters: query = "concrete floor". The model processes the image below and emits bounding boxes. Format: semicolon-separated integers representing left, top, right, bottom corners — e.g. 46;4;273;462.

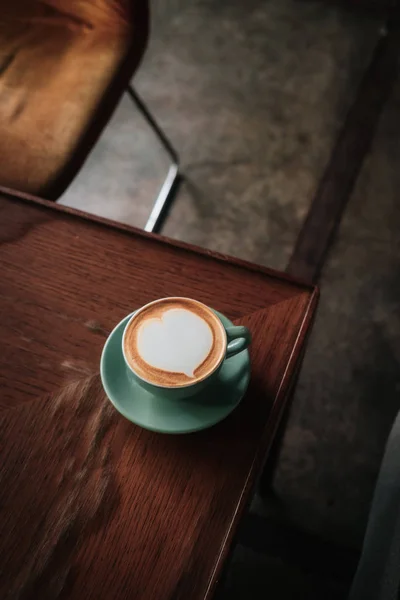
222;77;400;600
59;0;400;597
61;0;379;270
273;76;400;547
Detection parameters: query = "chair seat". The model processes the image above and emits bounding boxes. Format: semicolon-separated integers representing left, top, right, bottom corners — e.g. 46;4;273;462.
0;1;148;198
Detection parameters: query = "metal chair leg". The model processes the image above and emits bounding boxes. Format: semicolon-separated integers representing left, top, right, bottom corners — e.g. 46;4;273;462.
127;85;181;233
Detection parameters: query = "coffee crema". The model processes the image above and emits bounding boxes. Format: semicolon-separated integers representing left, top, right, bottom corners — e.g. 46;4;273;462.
123;298;226;387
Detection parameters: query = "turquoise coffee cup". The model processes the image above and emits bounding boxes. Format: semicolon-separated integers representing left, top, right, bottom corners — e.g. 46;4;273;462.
121;297;251;400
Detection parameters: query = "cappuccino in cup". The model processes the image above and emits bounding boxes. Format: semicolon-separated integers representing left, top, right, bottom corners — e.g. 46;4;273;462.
123;297;226;388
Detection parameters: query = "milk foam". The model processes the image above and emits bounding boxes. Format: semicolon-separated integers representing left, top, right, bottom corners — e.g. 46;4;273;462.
137;308;213;378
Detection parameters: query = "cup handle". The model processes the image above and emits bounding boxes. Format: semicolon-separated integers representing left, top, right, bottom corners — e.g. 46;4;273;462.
225;326;251;358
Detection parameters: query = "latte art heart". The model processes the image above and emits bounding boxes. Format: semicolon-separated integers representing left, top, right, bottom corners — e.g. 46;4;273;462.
123;298;226;387
138;308;213;378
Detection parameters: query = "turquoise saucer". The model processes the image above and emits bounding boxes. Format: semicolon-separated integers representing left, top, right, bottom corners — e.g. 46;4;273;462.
100;311;250;434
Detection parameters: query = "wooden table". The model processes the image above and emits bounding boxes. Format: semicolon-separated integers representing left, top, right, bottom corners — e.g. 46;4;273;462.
0;189;318;600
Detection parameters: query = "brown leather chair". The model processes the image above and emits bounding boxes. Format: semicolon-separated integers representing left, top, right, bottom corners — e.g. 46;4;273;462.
0;1;179;231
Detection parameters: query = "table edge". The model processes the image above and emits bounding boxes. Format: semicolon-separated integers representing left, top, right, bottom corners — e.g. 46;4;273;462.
205;286;319;599
0;185;317;295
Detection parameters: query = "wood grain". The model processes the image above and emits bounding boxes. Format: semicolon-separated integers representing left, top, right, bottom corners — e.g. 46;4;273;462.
0;189;314;410
0;190;318;600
